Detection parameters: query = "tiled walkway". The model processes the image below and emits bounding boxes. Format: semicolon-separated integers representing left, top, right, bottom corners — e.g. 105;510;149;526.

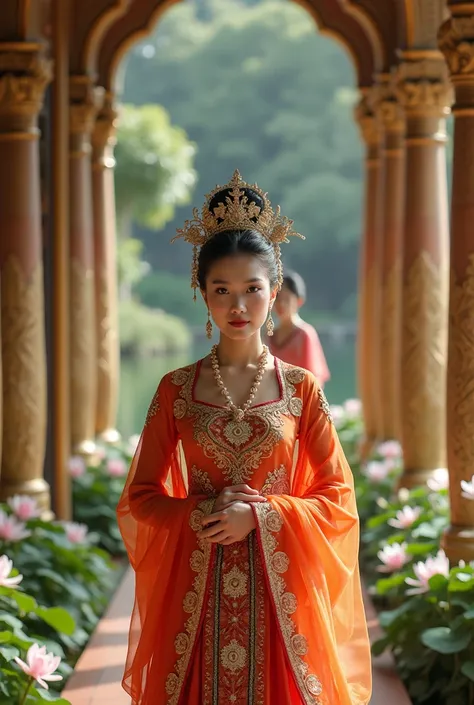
63;569;411;705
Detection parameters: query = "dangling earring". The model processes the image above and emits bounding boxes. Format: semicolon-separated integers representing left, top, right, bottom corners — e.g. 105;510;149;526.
206;309;213;340
266;303;275;337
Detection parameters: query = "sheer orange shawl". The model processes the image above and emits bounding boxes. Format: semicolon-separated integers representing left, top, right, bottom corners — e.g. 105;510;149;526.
117;369;371;705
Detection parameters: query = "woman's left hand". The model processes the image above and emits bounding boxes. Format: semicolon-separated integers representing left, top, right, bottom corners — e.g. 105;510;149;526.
198;502;259;545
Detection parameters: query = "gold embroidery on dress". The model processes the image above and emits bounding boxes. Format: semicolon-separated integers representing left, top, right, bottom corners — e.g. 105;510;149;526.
254;503;323;705
170;360;305;484
190;466;216;496
318;387;333;424
261;465;291;495
166;501;213;705
145;386;160;426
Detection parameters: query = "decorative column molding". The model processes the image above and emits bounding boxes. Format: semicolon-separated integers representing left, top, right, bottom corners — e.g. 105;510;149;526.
395;51;452;488
91;91;120;442
69;75;104;455
354;89;382;455
0;44;52;510
439;9;474;562
372;74;406;442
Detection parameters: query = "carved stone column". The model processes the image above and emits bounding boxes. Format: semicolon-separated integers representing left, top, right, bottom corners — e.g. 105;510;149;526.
395;52;451;488
91;91;120;443
439;11;474;562
373;78;406;441
354;90;382;454
69;76;103;455
0;45;51;510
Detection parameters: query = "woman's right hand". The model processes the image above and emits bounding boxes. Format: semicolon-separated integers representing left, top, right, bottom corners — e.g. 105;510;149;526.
213;484;266;512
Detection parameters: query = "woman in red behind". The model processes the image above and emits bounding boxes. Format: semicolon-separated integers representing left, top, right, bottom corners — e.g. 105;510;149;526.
270;271;330;388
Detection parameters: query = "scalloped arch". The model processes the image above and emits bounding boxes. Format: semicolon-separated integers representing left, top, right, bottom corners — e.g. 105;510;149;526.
98;0;381;91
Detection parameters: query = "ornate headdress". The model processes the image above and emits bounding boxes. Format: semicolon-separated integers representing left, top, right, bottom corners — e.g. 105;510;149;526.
172;170;304;299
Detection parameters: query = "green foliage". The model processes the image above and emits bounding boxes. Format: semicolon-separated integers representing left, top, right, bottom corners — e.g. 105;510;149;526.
119;298;192;356
136;270;207;325
122;0;362;315
337;416;474;705
114;103;196;232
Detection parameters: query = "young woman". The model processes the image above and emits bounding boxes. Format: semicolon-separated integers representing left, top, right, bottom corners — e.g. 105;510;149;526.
117;171;371;705
270;271;330;387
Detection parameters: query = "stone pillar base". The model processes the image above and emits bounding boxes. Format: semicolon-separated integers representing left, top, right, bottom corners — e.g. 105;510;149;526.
397;466;445;490
442;525;474;565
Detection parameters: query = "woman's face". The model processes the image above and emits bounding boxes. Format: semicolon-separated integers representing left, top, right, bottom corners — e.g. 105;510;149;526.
202;254;275;340
274;284;301;321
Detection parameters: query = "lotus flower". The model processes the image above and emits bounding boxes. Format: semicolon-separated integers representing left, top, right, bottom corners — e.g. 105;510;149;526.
364;460;391;483
329;405;345;427
377;542;409;573
461;475;474;501
343;398;362;419
7;495;40;521
405;550;450;595
15;643;62;690
388;505;422;529
0;510;30;542
68;455;86;479
107;457;127;477
63;522;88;544
377;440;402;460
0;555;23;587
427;468;449;492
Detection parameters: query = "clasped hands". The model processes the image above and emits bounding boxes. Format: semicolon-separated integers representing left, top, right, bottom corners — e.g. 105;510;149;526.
197;484;267;546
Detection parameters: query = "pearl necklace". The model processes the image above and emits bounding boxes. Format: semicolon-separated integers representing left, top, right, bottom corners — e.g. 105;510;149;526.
210;345;269;421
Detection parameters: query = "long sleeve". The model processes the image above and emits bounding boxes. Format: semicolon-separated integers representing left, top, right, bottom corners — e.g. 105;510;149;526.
253;374;371;705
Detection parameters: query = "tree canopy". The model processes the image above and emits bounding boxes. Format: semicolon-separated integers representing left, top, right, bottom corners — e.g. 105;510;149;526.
121;0;364;318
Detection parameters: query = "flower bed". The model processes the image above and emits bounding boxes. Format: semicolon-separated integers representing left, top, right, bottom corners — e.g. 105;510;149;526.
332;401;474;705
0;440;134;704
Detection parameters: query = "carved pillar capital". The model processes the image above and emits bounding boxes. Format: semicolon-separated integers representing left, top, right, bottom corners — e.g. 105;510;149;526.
0;44;52;135
69;76;104;155
395;52;453;122
92;91;117;168
439;13;474;113
354;89;380;160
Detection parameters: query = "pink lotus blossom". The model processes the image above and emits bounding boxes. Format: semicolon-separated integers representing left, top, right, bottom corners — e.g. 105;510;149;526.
107;457;127;477
377;440;402;460
461;475;474;501
427;468;449;492
0;510;30;542
329;405;345;427
405;550;450;595
377;542;409;572
68;455;86;479
7;495;40;522
343;398;362;419
15;643;62;690
364;460;391;483
63;522;88;544
388;505;422;530
0;555;23;587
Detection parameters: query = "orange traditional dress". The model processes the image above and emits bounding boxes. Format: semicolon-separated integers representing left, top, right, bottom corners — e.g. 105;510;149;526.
117;359;371;705
269;322;330;387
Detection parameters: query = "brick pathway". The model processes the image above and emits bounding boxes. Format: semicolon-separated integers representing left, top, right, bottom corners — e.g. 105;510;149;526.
63;569;411;705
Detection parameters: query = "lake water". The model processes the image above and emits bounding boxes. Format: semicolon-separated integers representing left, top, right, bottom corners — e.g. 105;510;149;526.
117;335;356;438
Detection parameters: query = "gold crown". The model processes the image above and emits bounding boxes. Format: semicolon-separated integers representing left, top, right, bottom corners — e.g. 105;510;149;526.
172;170;304;297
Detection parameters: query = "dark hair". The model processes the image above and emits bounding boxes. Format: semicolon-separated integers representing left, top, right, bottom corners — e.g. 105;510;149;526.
282;270;306;300
197;186;278;289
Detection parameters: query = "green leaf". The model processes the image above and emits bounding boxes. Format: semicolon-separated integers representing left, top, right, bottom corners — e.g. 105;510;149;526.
461;661;474;682
421;626;472;654
0;644;19;661
428;574;449;591
35;607;76;636
371;637;389;657
30;687;71;704
10;590;37;614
